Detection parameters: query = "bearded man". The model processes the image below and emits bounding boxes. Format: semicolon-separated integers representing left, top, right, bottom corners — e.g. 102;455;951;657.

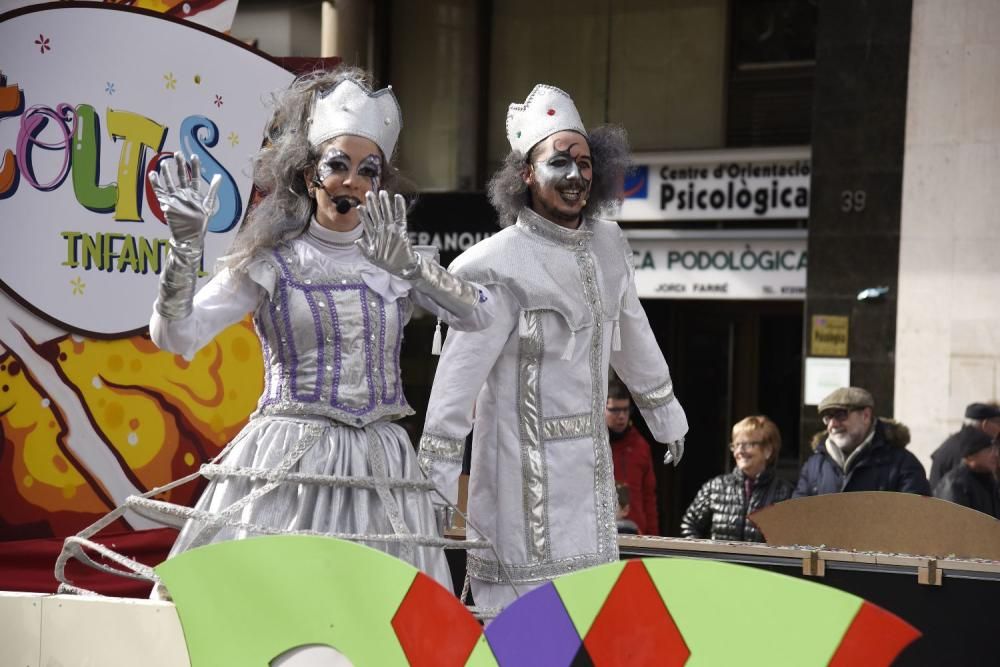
418;84;688;609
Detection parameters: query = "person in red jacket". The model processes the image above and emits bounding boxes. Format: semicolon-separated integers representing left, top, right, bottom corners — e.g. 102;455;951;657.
606;380;659;534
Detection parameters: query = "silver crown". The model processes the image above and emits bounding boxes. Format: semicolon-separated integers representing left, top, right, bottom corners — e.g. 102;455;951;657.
506;84;586;155
307;79;402;157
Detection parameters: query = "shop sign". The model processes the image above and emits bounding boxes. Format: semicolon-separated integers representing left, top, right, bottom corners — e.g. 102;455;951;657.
628;234;807;300
618;147;811;221
810;315;849;356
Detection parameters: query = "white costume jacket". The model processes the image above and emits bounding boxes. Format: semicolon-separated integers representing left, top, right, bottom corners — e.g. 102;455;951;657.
420;207;687;587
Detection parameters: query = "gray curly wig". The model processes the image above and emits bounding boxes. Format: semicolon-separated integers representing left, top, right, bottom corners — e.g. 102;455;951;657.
222;66;397;272
486;125;632;228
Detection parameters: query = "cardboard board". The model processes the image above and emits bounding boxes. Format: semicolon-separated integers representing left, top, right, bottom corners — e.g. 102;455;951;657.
752;492;1000;560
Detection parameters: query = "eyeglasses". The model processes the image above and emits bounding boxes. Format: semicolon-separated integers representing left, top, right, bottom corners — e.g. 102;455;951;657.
730;441;763;452
820;408;861;425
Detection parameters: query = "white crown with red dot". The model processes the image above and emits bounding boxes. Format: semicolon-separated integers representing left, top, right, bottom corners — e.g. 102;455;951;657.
505;84;587;155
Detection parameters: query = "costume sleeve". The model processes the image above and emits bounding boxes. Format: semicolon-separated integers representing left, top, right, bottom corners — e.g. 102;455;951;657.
641;441;660;535
409;283;495;332
419;284;518;506
896;450;932;496
609;234;688;445
680;482;712;538
149;267;265;360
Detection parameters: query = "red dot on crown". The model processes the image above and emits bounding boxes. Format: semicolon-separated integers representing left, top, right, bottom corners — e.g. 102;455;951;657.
547;109;556;116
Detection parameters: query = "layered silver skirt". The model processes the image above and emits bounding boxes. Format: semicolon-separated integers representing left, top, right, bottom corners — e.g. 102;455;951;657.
168;414;452;590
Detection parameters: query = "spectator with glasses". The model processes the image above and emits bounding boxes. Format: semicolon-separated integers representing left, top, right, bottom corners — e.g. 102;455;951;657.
607;379;660;535
680;415;794;542
793;387;930;498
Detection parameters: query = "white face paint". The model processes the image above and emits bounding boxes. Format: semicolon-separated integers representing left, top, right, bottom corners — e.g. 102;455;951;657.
525;130;592;227
306;134;383;232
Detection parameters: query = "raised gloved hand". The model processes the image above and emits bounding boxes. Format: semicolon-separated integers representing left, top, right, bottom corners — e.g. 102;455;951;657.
356;190;420;278
148;153;221;320
357;190;481;318
663;438;685;467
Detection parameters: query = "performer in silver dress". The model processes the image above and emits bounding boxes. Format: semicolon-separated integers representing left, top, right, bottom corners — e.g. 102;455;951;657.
419;84;688;609
56;67;493;594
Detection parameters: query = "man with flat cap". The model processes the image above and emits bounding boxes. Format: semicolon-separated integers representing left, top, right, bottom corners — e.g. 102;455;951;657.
793;386;930;498
419;84;688;609
933;426;1000;518
928;402;1000;488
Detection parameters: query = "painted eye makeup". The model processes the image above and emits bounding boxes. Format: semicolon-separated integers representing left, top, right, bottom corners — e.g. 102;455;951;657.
357;154;382;179
316;147;350;183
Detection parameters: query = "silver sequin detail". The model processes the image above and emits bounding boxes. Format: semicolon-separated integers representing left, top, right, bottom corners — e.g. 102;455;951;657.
419;433;465;460
517;309;550;562
467;550;615;584
631;379;676;409
576;250;618;562
541;413;592;441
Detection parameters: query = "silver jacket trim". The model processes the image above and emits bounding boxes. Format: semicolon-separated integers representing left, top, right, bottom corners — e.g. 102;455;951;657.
631;379;676;409
467;550;616;584
541;413;592;441
518;309;550;562
419;432;465;459
576;249;618;561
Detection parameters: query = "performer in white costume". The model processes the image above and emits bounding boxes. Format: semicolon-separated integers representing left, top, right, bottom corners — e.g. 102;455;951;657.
419;85;688;609
57;68;494;594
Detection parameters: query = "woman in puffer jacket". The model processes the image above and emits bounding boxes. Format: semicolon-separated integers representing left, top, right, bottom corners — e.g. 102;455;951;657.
680;415;794;542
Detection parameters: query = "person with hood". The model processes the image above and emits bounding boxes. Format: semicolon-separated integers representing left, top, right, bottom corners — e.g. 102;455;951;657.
793;387;930;497
933;428;1000;518
681;415;794;542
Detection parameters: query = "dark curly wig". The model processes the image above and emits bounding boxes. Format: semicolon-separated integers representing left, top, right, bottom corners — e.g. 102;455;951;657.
486;125;632;228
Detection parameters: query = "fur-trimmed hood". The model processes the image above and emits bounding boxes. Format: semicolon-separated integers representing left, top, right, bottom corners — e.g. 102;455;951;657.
810;417;911;451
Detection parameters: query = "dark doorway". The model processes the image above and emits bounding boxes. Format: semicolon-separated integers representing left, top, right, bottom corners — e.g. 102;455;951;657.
636;299;804;536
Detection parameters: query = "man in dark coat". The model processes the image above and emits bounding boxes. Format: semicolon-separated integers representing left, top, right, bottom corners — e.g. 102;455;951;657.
929;402;1000;488
793;387;930;498
933;427;1000;518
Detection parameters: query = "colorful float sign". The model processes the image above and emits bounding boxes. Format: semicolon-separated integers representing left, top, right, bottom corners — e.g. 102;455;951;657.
0;4;291;540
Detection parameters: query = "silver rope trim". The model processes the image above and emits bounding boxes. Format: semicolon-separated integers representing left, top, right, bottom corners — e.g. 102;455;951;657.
199;465;437;490
366;429;414;563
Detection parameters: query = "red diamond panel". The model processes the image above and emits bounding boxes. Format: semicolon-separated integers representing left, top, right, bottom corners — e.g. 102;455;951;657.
828;601;920;666
583;560;690;667
391;572;482;667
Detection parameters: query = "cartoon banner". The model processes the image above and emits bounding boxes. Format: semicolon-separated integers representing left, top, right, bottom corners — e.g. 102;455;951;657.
3;1;241;33
0;4;293;540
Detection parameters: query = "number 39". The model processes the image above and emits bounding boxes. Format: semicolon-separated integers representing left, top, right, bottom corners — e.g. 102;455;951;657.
840;189;866;213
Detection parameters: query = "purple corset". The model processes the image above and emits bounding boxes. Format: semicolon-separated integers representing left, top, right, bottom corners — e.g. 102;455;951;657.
252;248;413;426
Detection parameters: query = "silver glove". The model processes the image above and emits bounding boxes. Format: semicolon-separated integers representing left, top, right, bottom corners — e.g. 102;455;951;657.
357;191;481;318
148;153;221;320
663;438;685;467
